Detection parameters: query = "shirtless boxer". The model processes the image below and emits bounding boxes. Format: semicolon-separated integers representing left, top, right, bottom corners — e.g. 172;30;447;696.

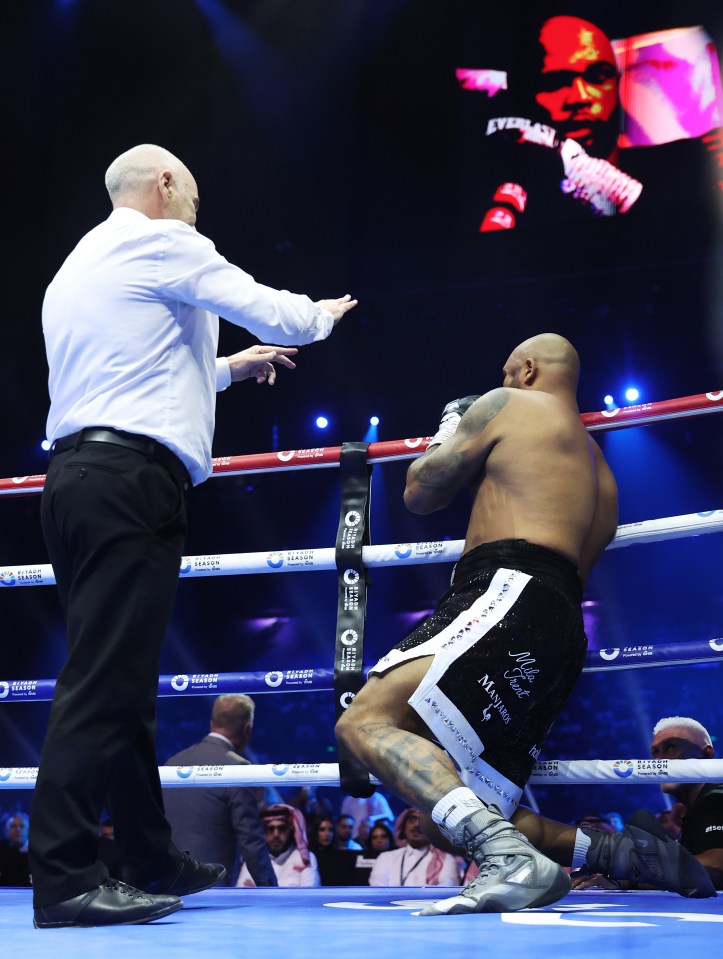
336;332;618;913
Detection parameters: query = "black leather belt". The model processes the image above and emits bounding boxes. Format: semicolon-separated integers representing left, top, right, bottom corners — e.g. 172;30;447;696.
51;428;191;488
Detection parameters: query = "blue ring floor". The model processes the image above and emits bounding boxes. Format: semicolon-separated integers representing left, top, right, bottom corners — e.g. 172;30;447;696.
1;886;721;957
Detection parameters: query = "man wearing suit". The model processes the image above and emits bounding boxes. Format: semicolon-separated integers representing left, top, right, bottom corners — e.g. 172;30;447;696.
163;694;276;887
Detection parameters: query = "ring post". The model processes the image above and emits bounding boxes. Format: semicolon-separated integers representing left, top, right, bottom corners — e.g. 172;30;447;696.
333;441;375;797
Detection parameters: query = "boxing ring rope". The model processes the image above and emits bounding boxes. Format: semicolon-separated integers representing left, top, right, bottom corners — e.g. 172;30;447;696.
2;509;723;590
1;389;722;793
1;389;722;497
1;635;722;705
1;759;721;791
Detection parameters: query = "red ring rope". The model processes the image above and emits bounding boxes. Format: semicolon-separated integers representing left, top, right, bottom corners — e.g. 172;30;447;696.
1;389;721;496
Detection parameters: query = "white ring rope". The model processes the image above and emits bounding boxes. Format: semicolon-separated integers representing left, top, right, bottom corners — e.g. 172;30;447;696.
1;758;721;790
2;509;722;587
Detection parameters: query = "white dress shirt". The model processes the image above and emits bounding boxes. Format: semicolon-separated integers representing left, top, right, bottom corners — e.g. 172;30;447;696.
43;207;333;485
340;791;395;829
368;845;460;887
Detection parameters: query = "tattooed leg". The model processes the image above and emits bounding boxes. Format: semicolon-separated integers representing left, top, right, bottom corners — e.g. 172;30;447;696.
337;655;573;914
335;655;460;817
354;722;461;815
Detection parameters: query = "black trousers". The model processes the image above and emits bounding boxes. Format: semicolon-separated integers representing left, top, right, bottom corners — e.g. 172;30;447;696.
29;440;188;906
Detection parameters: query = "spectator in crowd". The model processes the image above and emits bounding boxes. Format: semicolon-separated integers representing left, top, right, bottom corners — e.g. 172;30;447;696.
287;786;334;826
369;809;460;887
340;789;395;832
651;716;722;885
517;716;720;896
573;716;723;891
364;821;396;858
0;812;31;887
308;817;335;855
334;815;363;851
309;816;353;886
3;812;29;852
237;805;319;887
354;816;373;847
163;694;275;886
604;811;625;833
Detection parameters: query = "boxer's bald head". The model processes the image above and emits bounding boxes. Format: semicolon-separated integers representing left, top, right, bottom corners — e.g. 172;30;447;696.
503;333;580;396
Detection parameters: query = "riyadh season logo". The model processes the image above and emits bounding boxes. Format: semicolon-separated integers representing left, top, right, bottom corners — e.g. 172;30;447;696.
343;569;360;586
0;681;9;699
171;674;189;692
0;769;12;782
394;544;413;559
266;551;285;569
175;767;193;780
272;764;291;776
404;438;426;448
599;648;620;661
341;629;358;646
709;639;723;652
277;450;296;462
600;408;620;418
339;691;355;709
0;570;16;586
345;511;362;528
265;671;284;688
706;391;723;401
179;558;192;575
613;760;634;778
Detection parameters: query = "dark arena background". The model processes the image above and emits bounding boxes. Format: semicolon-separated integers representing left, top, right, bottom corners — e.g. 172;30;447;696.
2;2;723;946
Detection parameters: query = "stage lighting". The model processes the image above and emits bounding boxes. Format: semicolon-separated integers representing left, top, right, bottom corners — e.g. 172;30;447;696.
369;416;380;426
625;387;640;403
603;395;614;407
315;415;329;429
41;439;51;451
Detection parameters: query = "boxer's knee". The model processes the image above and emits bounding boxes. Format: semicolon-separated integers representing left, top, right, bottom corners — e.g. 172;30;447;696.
335;684;383;754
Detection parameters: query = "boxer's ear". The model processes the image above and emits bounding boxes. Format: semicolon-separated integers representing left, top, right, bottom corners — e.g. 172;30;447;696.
522;357;537;385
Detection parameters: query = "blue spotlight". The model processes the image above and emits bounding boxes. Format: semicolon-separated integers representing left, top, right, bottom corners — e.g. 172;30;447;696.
363;415;379;443
625;387;640;403
603;395;614;407
315;415;329;430
41;439;51;452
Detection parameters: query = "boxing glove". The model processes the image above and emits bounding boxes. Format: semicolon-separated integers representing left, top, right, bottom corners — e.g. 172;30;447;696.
429;395;480;448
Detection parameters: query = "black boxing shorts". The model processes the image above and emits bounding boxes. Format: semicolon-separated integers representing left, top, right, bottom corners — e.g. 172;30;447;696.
368;539;586;818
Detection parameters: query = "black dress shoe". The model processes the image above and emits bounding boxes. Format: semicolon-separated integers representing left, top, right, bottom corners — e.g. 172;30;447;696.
126;854;226;896
33;878;183;928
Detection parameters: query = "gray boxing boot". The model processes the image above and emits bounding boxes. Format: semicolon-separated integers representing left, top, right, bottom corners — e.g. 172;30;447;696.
420;804;571;916
584;809;715;898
